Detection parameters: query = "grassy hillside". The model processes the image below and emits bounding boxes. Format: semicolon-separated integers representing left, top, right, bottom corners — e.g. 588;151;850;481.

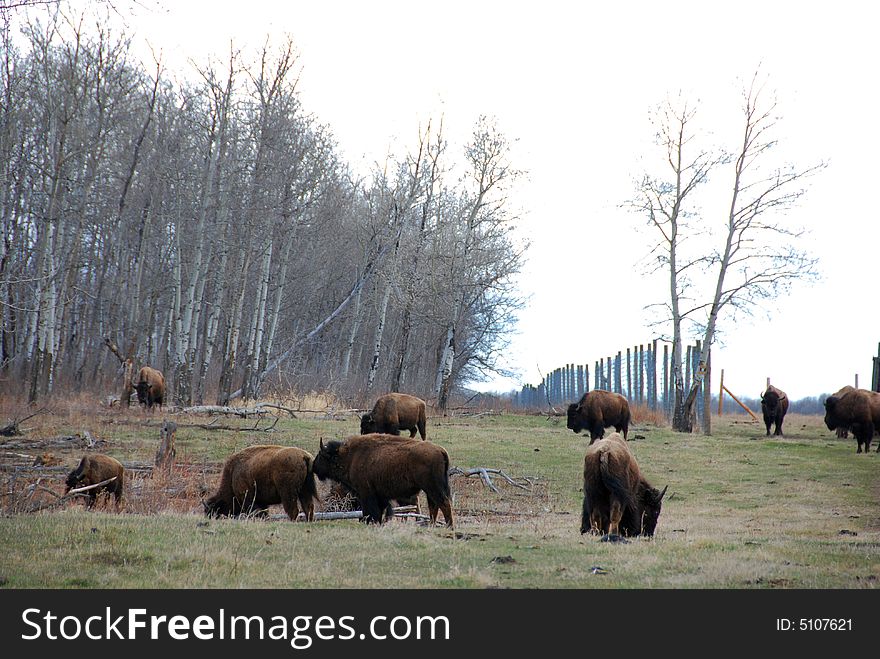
0;401;878;588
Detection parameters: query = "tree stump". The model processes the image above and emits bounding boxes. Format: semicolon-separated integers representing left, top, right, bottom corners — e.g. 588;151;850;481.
154;420;177;472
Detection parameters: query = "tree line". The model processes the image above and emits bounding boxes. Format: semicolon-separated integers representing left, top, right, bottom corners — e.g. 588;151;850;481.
0;9;526;407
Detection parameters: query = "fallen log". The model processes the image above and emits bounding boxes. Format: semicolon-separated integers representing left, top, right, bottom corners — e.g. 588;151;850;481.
177;405;270;418
264;505;424;522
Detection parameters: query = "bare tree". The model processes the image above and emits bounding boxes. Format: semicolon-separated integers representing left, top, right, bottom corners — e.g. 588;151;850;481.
631;75;823;432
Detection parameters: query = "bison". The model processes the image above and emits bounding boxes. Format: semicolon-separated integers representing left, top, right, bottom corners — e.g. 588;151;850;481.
133;366;165;410
566;389;631;443
829;386;855;438
580;433;666;540
760;384;789;436
824;388;880;453
313;434;453;527
203;445;317;520
65;454;125;510
360;393;427;440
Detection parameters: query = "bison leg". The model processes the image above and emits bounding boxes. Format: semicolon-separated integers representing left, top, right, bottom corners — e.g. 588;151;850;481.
608;499;624;537
590;510;605;535
439;499;454;528
407;427;417;438
281;498;300;521
298;494;315;522
580;499;589;534
361;495;384;524
417;418;427;440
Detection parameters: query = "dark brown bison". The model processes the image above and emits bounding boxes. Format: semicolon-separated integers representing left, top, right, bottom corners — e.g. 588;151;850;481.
133;366;165;409
580;433;666;540
566;389;630;443
824;388;880;453
203;445;317;520
829;386;855;438
65;454;124;510
313;434;453;527
760;384;789;436
360;393;427;440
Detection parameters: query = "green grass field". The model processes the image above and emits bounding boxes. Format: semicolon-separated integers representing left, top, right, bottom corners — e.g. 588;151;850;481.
1;405;878;589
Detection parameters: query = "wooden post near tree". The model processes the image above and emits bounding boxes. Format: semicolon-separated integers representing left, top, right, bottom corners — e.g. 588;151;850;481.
717;374;759;421
155;420;177;472
702;349;711;435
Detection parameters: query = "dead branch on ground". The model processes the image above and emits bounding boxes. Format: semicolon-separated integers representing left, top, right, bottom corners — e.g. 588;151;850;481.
448;466;533;493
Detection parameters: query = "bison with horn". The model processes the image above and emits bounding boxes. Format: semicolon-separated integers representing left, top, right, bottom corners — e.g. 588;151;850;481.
313;434;453;527
580;433;666;541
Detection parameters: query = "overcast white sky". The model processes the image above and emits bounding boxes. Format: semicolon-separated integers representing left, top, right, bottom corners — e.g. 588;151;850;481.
118;0;878;400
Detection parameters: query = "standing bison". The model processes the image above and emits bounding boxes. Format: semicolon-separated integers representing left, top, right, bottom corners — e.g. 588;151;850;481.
204;445;317;520
566;389;630;443
824;388;880;453
313;434;453;527
760;384;789;436
65;454;125;510
360;393;427;440
580;433;666;540
828;386;855;438
133;366;165;410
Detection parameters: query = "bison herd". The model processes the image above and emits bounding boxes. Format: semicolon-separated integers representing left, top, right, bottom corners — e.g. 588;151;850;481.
62;371;878;545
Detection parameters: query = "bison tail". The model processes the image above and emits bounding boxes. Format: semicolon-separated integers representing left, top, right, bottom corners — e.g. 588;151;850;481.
301;455;319;502
598;453;636;510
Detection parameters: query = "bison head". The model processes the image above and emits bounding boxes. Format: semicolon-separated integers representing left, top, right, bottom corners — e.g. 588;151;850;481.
203;495;231;518
359;413;377;435
640;485;668;536
64;460;85;493
134;380;152;405
761;389;781;413
64;471;80;492
823;395;840;431
566;403;584;434
312;439;345;482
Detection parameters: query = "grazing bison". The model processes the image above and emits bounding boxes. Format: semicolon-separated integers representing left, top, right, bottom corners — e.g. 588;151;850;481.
203;445;317;520
360;393;427;440
580;433;666;540
760;384;789;436
313;434;453;527
824;388;880;453
566;389;631;443
65;454;124;510
133;366;165;410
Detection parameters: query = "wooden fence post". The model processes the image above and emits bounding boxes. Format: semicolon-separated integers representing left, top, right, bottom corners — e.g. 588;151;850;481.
703;348;711;435
663;343;669;417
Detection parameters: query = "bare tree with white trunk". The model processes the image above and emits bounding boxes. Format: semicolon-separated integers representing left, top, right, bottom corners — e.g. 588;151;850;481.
630;74;823;432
